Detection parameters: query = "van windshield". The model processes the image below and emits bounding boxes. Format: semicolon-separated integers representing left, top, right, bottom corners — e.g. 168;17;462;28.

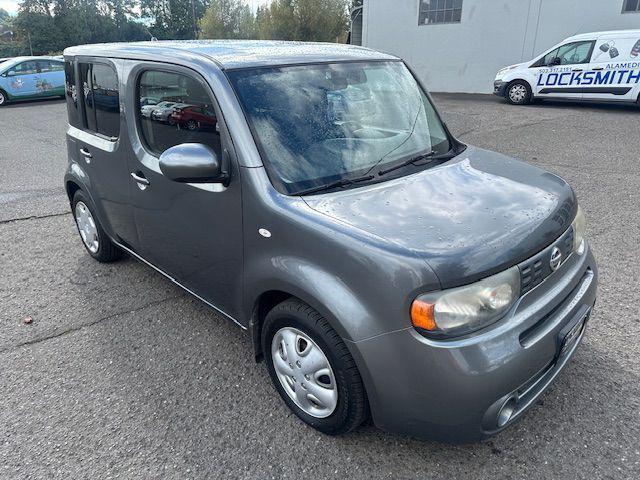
227;61;452;195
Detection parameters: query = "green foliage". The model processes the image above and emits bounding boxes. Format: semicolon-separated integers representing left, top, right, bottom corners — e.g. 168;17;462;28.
141;0;207;40
1;0;352;58
258;0;349;42
0;8;10;24
199;0;256;39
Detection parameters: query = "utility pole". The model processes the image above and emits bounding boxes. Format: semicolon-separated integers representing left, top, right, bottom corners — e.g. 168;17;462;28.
191;0;198;39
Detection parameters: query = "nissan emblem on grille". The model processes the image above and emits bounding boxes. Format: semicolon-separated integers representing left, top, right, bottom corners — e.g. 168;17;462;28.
550;247;562;271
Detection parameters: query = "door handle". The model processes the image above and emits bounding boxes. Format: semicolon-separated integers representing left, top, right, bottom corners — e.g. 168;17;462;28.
592;67;604;71
79;148;92;158
572;68;583;72
130;172;150;189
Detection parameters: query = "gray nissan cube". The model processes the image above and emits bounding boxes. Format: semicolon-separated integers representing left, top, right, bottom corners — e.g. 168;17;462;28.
62;40;597;443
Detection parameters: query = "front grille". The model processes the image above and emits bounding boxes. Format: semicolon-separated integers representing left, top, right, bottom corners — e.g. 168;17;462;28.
519;228;574;295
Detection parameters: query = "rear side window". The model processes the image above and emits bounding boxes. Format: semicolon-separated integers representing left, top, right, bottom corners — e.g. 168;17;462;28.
79;62;120;139
64;60;81;128
38;60;64;73
136;70;220;157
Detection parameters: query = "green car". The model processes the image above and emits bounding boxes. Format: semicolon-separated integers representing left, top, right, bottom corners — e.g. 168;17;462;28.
0;56;65;106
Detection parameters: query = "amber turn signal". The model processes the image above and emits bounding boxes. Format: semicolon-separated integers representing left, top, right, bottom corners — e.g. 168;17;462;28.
411;299;436;330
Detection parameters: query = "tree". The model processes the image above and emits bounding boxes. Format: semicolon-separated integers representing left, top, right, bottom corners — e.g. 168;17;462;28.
141;0;207;40
7;0;155;56
259;0;349;42
258;0;296;40
199;0;256;39
0;8;10;24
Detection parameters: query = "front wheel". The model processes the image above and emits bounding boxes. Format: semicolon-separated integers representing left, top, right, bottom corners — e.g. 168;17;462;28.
262;299;368;435
0;90;8;106
506;80;532;105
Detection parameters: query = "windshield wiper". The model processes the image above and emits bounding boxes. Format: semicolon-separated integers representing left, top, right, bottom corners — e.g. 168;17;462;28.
377;150;454;177
294;174;375;196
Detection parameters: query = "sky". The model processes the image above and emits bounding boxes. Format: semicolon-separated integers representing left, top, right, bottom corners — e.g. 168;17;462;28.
0;0;18;15
0;0;272;15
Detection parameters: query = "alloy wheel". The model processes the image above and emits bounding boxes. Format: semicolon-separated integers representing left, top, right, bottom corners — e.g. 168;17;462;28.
509;84;527;103
271;327;338;418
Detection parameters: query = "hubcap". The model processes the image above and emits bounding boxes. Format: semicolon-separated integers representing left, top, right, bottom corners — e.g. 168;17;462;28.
509;84;527;103
271;327;338;418
74;201;99;253
0;92;5;105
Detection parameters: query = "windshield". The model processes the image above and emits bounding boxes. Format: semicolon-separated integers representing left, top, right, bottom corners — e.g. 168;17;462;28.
228;61;452;195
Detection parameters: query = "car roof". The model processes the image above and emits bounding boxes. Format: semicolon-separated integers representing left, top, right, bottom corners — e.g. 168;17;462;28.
565;29;640;42
63;40;399;69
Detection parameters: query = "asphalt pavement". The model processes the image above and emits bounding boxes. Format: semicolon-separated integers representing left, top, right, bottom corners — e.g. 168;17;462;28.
0;95;638;479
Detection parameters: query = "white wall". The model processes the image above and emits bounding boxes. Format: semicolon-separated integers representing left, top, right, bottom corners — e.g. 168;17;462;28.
362;0;640;93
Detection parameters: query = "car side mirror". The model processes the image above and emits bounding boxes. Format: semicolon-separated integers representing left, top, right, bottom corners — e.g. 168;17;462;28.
6;70;15;77
159;143;229;185
548;57;561;66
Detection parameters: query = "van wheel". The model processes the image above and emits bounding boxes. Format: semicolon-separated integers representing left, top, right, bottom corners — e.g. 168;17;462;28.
506;80;532;105
72;191;123;262
0;90;8;106
262;299;368;435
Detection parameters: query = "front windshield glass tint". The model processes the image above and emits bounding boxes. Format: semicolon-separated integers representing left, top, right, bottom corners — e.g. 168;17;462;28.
228;61;450;194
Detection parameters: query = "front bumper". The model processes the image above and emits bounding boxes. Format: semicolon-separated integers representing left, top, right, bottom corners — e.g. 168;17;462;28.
494;80;507;97
348;246;597;443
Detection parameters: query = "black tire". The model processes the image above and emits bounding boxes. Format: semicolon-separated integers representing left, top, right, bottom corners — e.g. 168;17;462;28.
71;190;123;263
262;299;368;435
0;89;8;106
186;119;198;130
506;80;532;105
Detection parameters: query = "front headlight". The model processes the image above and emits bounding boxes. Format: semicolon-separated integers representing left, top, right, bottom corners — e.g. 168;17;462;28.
411;266;520;338
572;205;586;254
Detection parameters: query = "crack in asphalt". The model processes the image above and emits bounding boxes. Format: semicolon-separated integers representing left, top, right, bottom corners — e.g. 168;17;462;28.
0;211;70;225
0;295;182;355
453;114;574;140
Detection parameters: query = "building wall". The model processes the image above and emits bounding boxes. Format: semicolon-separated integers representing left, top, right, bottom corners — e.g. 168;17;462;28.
362;0;640;93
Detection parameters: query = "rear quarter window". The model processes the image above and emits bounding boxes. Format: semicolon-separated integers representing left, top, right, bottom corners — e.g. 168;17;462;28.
64;60;81;128
79;61;120;139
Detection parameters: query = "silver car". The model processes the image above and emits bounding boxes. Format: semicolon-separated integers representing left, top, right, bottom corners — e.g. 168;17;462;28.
62;41;597;443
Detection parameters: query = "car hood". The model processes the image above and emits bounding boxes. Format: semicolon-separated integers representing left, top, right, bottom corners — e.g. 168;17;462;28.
302;146;576;288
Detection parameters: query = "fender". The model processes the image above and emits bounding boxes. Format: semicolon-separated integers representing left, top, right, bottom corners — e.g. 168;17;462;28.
64;160;119;242
244;256;376;346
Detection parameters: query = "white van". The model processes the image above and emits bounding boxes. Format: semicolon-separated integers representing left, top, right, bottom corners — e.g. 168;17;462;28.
494;30;640;106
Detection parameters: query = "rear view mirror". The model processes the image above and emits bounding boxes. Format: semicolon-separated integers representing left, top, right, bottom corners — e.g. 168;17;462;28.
159;143;228;185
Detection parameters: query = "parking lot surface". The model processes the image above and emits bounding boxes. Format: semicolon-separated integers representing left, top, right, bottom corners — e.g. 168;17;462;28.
1;95;638;479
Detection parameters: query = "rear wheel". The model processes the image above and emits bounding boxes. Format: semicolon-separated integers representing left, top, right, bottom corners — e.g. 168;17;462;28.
506;80;532;105
72;191;123;262
0;90;8;106
262;299;368;435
